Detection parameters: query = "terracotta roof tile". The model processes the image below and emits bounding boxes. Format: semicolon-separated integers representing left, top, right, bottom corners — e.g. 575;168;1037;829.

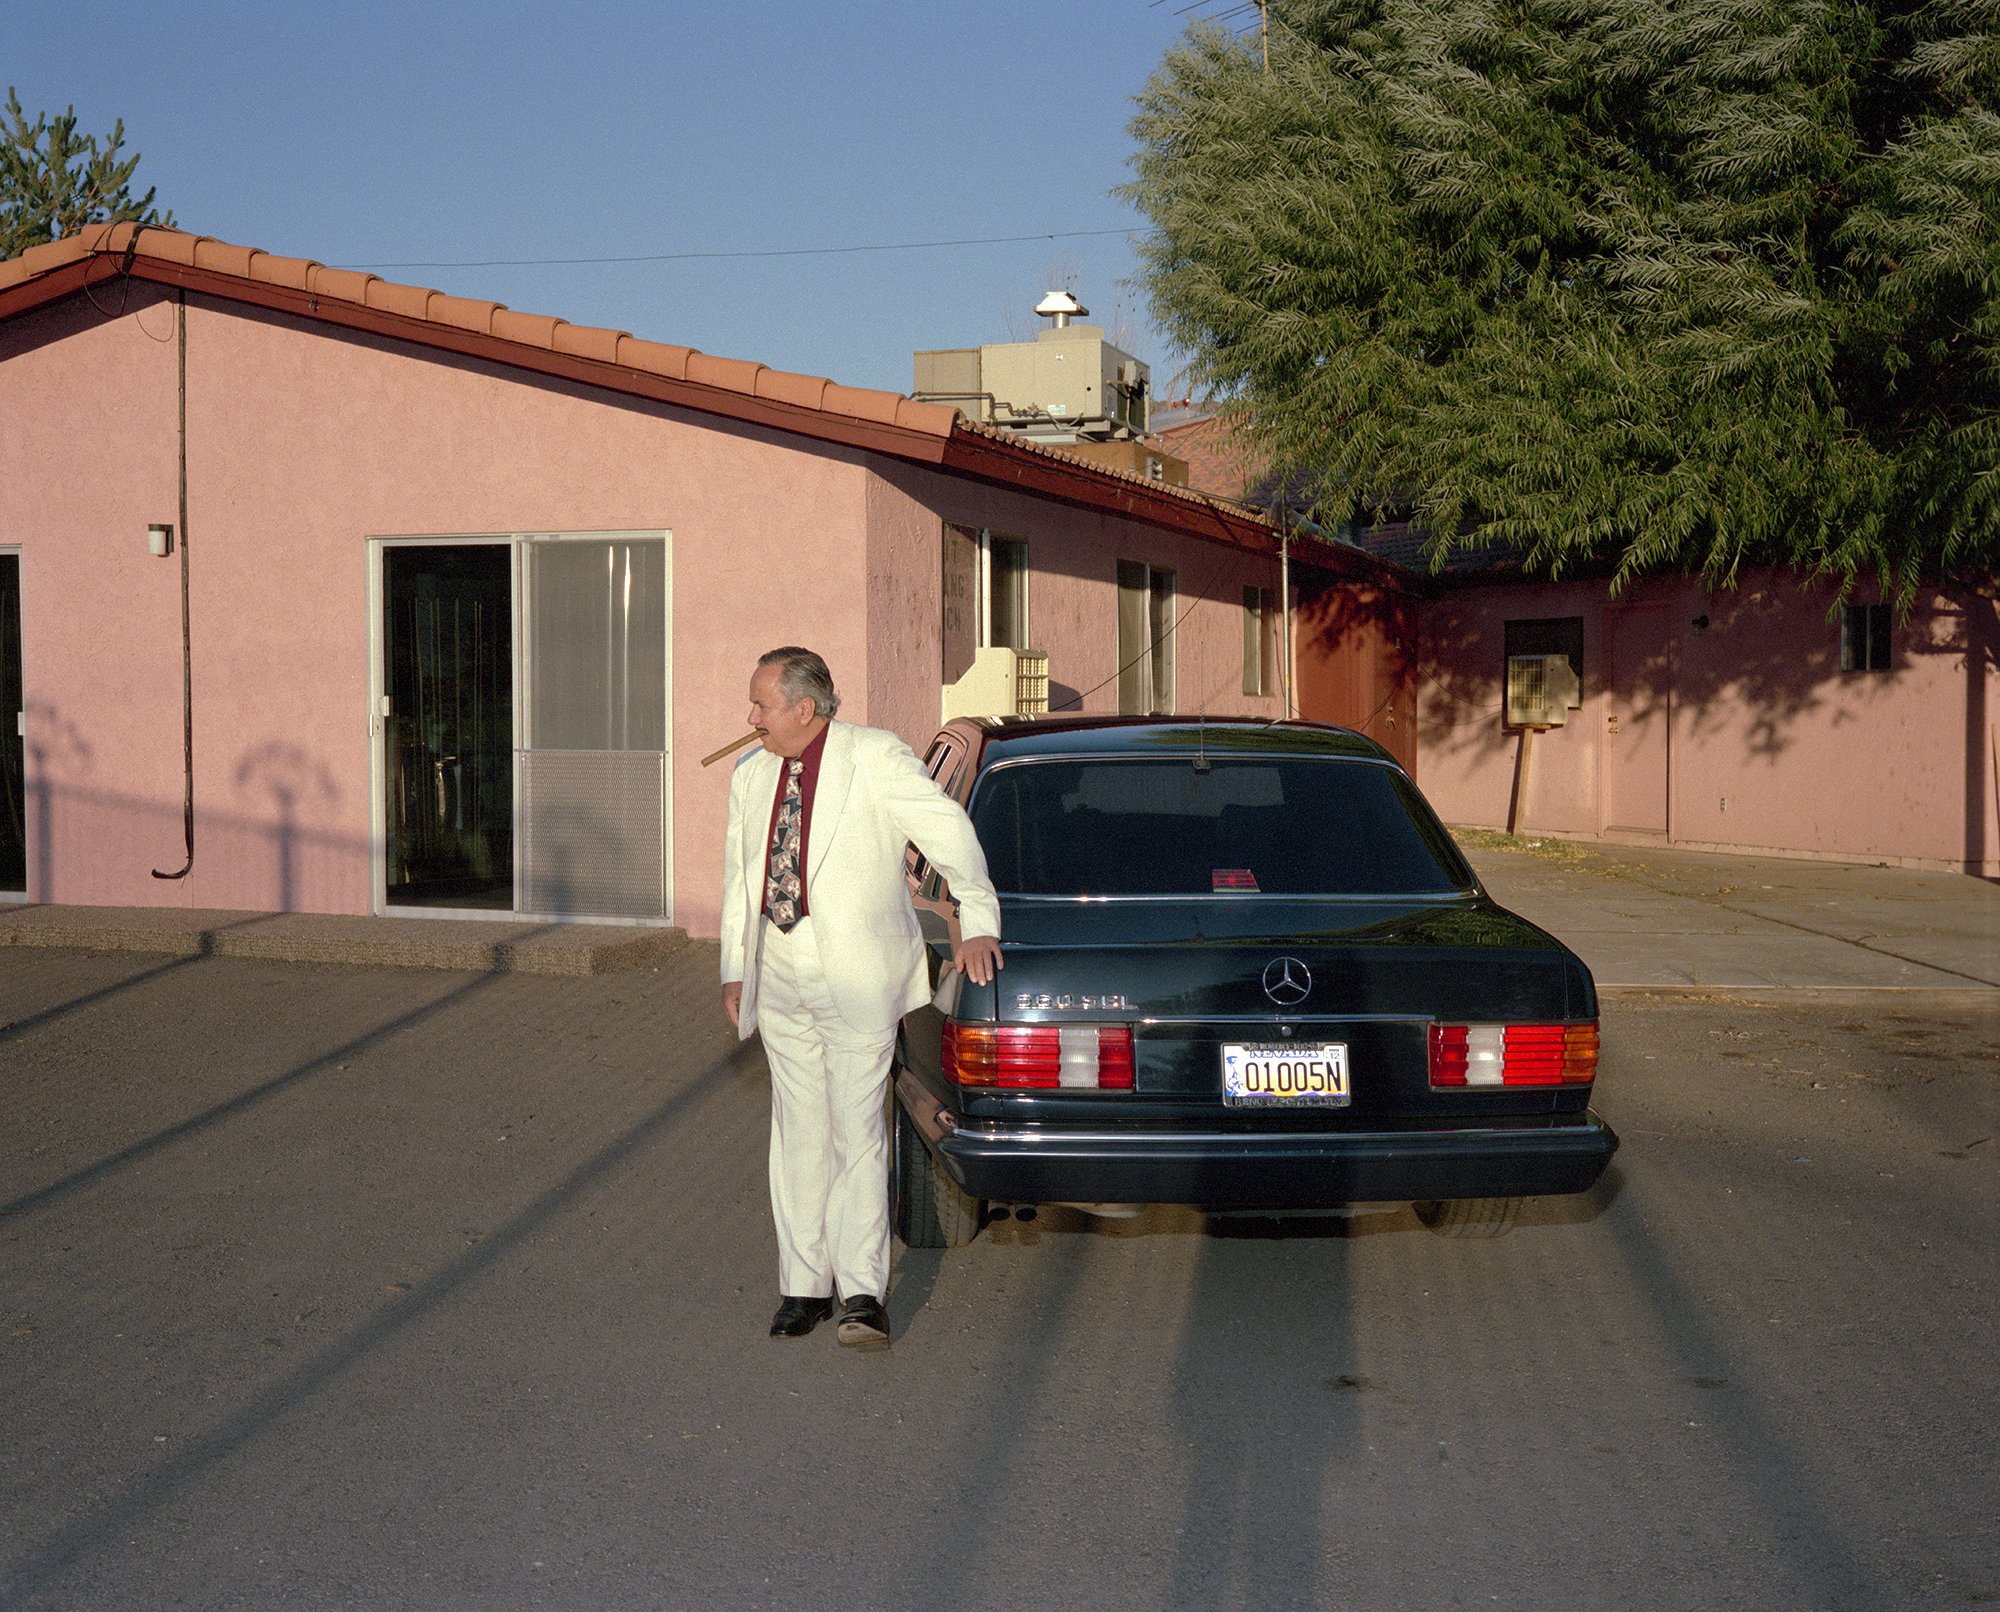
550;323;625;364
683;352;764;394
428;293;502;334
249;252;314;291
753;368;830;410
955;417;1286;527
304;265;376;303
192;239;256;278
145;230;204;266
821;383;902;426
1157;414;1265;502
0;241;66;291
613;335;694;380
490;308;563;347
361;278;433;320
0;226;1332;569
895;397;959;434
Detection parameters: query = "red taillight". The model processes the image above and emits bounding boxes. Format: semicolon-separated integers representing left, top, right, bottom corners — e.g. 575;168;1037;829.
1429;1021;1598;1088
944;1022;1135;1090
1429;1023;1469;1085
1094;1025;1135;1090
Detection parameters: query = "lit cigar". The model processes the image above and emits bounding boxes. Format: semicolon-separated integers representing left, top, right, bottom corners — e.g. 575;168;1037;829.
701;729;765;767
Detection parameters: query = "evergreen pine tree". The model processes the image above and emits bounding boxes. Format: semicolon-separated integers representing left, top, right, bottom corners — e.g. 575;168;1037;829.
1;89;172;261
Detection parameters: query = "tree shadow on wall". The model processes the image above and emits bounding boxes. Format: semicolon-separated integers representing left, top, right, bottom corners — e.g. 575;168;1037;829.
1903;591;2000;875
23;700;94;902
234;743;340;915
1291;578;1420;771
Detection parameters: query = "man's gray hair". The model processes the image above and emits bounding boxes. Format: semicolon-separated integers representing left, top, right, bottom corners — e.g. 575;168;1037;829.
758;646;841;719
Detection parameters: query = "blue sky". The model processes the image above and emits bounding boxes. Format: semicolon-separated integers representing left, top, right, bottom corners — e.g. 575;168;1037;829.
10;1;1243;395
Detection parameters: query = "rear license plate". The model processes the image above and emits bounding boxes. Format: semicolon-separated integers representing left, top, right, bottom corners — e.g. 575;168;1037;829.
1222;1043;1350;1107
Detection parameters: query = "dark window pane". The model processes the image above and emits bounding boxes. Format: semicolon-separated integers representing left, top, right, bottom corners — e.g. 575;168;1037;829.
1117;560;1148;714
1243;586;1264;695
1841;604;1892;673
384;544;514;909
1503;616;1583;690
1;554;22;892
991;538;1028;650
1148;569;1176;713
943;525;979;683
970;757;1469;897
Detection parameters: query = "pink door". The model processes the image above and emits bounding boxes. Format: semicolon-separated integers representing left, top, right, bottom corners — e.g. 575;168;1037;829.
1603;606;1674;835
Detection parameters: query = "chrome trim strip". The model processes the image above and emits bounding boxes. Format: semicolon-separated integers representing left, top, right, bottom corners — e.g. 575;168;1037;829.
950;1122;1568;1147
1131;1013;1427;1027
988;890;1478;905
975;748;1413;772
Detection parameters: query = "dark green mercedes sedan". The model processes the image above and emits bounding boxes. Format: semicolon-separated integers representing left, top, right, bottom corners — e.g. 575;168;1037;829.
891;715;1617;1246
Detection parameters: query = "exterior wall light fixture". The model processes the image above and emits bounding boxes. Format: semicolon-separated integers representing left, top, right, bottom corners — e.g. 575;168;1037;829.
147;523;175;557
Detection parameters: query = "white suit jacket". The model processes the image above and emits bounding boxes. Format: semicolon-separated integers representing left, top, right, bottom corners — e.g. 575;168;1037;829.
720;721;1001;1040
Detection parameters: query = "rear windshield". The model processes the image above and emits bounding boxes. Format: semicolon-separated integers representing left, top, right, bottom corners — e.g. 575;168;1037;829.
970;756;1471;897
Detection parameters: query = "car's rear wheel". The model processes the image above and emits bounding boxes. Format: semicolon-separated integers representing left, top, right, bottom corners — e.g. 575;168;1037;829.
1414;1196;1521;1238
892;1097;984;1249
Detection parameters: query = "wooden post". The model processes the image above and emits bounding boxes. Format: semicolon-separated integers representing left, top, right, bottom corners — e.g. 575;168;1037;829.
1506;726;1547;835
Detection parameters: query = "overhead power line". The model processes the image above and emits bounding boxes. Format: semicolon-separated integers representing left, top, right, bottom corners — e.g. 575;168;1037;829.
338;227;1146;272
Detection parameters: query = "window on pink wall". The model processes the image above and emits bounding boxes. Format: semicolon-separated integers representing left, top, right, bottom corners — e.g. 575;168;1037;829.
1119;560;1177;714
1243;585;1275;696
1840;604;1892;673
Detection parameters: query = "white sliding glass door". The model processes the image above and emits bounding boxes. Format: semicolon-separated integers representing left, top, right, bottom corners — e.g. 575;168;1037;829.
373;531;671;922
518;535;670;920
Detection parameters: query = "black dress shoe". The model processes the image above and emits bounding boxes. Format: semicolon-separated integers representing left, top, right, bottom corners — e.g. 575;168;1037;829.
835;1294;890;1350
770;1295;835;1337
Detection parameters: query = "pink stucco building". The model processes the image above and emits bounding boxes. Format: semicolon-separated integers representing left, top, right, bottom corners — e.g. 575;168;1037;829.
0;225;1402;934
1158;412;1999;879
1417;570;1998;876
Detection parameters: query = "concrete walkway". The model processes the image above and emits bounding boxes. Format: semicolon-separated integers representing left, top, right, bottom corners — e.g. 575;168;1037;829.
3;838;1993;992
0;902;688;975
1462;838;1999;993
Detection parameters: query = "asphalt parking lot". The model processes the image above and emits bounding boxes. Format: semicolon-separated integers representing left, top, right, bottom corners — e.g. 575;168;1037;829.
1;843;1995;1611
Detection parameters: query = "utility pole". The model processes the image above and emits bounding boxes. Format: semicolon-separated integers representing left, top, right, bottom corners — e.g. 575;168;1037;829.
1259;0;1269;73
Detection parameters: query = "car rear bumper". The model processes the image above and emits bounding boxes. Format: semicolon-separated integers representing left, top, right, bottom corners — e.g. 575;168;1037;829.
901;1079;1617;1207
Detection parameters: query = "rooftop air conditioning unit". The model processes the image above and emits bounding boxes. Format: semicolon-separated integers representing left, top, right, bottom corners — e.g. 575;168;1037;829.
1505;654;1581;728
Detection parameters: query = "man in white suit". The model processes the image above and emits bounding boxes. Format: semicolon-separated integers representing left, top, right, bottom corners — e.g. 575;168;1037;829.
721;647;1001;1349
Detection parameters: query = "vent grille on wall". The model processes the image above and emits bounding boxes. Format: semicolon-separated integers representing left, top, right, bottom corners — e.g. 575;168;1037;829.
1016;650;1050;714
1504;654;1580;728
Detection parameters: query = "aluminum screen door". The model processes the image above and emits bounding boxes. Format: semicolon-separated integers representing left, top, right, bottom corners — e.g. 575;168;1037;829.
518;536;669;919
1;553;22;895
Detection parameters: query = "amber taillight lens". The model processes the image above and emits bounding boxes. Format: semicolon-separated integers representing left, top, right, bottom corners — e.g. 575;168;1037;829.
944;1022;1135;1090
1429;1022;1598;1088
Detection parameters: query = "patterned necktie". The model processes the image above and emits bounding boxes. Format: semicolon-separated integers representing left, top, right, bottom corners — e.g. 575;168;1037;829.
765;757;805;931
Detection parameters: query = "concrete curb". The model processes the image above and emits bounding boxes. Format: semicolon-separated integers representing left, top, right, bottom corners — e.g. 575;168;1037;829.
0;904;689;976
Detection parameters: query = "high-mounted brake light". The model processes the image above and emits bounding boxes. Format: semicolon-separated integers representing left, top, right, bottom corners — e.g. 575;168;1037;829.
944;1022;1135;1090
1429;1021;1598;1088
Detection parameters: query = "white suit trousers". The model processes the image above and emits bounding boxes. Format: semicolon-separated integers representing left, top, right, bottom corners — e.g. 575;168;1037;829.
755;917;897;1301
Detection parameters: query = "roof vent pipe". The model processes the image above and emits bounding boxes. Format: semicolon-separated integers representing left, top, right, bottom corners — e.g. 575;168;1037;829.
1034;290;1088;330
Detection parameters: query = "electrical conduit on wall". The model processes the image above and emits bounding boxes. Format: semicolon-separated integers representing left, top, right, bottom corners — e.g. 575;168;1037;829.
153;288;193;880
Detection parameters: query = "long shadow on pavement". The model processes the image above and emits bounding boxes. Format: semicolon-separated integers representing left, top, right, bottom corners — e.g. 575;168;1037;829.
0;931;578;1221
0;1032;764;1606
1598;1169;1878;1603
